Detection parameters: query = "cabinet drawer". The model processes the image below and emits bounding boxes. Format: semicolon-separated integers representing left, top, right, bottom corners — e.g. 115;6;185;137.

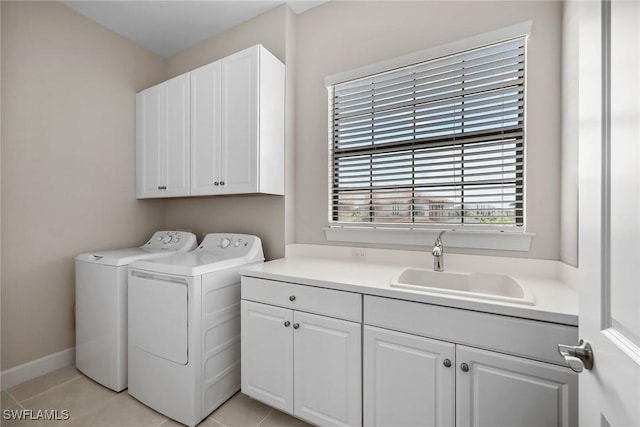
241;277;361;322
364;295;577;366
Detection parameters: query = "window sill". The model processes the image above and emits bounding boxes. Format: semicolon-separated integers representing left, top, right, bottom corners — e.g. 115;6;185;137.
323;226;534;252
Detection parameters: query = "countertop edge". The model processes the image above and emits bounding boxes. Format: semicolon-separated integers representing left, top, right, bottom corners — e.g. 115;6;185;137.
240;262;578;327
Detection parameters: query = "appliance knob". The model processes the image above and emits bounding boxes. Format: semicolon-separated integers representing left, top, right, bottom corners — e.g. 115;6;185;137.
234;239;242;247
220;238;231;248
162;235;173;244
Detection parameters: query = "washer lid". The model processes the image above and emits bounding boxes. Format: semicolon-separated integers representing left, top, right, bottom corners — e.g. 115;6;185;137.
75;231;198;267
76;247;180;267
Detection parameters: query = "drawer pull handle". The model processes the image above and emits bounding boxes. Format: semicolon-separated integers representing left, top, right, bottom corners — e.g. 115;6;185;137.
289;295;296;302
284;321;290;327
460;362;469;372
443;359;452;368
293;323;300;330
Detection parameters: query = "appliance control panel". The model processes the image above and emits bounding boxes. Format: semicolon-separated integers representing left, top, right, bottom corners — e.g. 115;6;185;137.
197;233;263;258
144;231;198;251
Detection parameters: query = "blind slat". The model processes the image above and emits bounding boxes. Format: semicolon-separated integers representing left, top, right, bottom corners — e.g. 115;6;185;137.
335;43;524;97
335;61;524;108
334;128;524;157
334;79;524;121
333;87;523;128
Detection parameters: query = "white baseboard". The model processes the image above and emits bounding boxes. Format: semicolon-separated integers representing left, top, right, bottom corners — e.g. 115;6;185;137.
1;347;75;390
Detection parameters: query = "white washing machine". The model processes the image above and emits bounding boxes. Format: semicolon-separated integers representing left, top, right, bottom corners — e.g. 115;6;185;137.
75;231;197;392
127;233;264;427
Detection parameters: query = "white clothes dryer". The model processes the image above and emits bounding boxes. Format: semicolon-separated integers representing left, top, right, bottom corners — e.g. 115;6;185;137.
75;231;197;392
127;233;264;427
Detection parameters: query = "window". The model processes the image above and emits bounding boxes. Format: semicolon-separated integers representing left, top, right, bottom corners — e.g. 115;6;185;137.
328;37;526;231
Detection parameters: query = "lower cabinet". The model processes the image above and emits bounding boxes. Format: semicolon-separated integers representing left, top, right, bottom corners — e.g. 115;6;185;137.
241;299;362;427
363;292;579;427
240;300;293;413
363;326;455;427
241;278;578;427
364;325;578;427
456;345;577;427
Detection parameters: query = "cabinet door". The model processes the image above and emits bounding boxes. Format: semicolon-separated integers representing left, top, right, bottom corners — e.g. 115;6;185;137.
293;311;361;427
221;46;259;194
240;301;293;414
456;345;578;427
136;84;164;198
363;326;455;427
191;61;222;196
163;73;190;197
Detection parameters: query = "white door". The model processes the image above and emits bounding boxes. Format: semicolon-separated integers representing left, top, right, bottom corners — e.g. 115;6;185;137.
577;1;640;425
136;84;164;198
240;301;293;414
293;311;361;427
363;326;455;427
191;61;223;196
163;73;190;197
456;345;577;427
221;46;259;194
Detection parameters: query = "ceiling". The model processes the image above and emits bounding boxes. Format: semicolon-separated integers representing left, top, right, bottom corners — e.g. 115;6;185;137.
62;1;327;58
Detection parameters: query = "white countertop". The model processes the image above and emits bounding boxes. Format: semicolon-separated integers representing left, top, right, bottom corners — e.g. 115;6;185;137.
241;245;578;326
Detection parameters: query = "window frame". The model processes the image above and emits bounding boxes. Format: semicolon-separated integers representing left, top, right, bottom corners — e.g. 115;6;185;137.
323;22;534;251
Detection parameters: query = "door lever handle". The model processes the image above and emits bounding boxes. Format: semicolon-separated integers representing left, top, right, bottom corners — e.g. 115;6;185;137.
558;339;594;373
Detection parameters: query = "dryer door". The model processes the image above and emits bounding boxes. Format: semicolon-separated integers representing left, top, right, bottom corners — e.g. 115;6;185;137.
129;271;189;365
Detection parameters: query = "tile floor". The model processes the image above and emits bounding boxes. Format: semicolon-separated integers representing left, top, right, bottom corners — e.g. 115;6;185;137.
1;366;312;427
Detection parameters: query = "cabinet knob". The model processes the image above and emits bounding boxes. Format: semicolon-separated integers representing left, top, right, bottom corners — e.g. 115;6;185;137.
289;295;296;302
284;321;290;327
220;181;225;186
214;182;219;186
460;362;469;372
443;359;452;368
293;323;300;329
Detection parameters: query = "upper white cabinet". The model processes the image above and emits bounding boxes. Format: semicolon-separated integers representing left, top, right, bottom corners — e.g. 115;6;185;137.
136;73;190;198
190;60;222;196
136;45;284;199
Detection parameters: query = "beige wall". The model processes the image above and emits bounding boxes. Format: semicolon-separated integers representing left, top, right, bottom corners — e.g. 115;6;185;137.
293;1;563;260
1;1;166;370
163;5;290;260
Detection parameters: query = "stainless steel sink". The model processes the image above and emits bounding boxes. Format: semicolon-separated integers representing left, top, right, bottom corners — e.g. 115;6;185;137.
390;268;535;305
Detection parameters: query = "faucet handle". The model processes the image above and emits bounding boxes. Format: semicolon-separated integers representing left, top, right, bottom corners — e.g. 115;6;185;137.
432;246;442;257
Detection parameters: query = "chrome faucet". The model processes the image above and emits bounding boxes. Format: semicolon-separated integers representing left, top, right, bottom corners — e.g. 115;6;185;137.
432;231;446;272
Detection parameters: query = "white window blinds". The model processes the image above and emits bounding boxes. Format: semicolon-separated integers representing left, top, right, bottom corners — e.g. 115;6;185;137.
329;37;526;229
